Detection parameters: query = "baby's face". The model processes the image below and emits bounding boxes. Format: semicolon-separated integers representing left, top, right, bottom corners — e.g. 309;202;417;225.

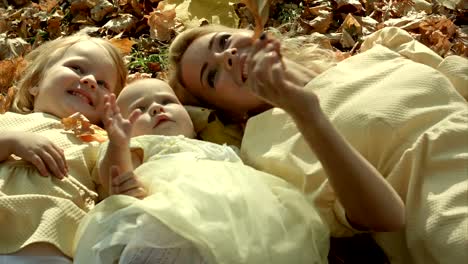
117;79;195;138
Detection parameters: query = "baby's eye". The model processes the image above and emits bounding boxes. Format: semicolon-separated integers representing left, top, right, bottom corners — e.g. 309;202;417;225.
162;99;175;105
136;106;146;111
97;80;108;90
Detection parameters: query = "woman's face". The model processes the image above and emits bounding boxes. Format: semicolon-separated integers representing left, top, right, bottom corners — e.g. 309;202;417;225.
180;30;269;117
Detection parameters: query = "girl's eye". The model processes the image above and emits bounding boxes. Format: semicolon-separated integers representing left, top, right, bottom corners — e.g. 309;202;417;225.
207;69;217;89
219;34;230;49
70;65;82;73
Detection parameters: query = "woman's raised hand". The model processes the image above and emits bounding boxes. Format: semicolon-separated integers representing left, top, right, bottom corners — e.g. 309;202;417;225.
102;94;141;146
246;34;318;115
6;131;68;179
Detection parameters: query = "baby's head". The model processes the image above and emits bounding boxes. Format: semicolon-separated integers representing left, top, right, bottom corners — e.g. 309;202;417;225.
12;33;127;125
116;78;195;138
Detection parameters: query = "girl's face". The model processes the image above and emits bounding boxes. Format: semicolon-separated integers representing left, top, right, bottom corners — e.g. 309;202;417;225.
180;31;269;117
31;41;118;124
117;79;195;138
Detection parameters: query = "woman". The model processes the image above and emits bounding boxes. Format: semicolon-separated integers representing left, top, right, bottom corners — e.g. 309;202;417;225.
168;24;468;264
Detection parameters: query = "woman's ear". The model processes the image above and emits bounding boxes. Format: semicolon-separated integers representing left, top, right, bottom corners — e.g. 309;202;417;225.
28;86;39;96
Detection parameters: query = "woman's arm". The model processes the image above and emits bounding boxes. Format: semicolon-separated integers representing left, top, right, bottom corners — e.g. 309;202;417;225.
248;39;405;231
289;91;404;231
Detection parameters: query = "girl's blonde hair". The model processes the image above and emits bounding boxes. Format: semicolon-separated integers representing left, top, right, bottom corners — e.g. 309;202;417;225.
12;34;128;113
168;24;337;108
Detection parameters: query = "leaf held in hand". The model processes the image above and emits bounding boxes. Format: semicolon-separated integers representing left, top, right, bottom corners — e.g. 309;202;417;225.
61;112;108;143
240;0;270;39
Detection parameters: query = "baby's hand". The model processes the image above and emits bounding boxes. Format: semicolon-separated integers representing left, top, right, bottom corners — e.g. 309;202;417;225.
11;131;68;179
102;94;141;145
110;165;147;199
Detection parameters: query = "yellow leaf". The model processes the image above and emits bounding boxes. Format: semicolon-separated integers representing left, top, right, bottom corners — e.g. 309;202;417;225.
146;1;178;42
109;37;135;55
61;113;108;143
240;0;271;39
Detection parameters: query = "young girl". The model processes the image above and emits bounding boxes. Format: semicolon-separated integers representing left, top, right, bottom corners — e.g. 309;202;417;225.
0;33;127;263
73;78;337;264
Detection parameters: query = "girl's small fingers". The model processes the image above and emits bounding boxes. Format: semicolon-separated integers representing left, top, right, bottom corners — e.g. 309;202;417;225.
39;151;63;179
50;145;68;176
29;154;49;177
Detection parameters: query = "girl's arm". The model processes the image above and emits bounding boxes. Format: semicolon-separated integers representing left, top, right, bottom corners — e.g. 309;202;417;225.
0;131;68;179
247;39;405;231
99;94;146;198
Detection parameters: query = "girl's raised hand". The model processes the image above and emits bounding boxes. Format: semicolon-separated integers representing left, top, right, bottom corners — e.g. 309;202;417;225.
109;165;147;199
10;131;68;179
102;94;141;146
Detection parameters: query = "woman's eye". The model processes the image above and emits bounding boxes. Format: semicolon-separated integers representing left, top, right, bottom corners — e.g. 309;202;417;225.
207;69;217;88
219;34;230;49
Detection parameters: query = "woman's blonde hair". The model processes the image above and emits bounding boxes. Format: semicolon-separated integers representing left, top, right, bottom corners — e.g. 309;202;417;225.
12;34;128;113
168;24;337;108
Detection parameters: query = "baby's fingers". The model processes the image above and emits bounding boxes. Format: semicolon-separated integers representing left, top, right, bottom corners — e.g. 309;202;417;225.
118;187;147;199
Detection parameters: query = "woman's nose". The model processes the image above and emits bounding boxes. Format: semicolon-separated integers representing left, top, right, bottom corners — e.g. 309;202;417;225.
80;75;97;90
216;48;237;70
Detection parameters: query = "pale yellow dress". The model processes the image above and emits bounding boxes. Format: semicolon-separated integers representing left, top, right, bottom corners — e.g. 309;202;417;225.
241;27;468;264
73;135;329;264
0;112;100;257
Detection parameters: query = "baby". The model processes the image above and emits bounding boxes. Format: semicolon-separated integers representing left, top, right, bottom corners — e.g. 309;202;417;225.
73;78;328;264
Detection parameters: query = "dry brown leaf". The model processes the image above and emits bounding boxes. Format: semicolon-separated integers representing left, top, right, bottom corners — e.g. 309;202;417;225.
35;0;59;13
418;16;458;56
146;1;177;41
335;0;363;11
240;0;270;39
109;37;135;55
299;9;333;34
102;14;137;33
90;0;115;22
127;72;152;83
0;57;26;94
0;87;16;114
61;112;108;143
339;13;363;36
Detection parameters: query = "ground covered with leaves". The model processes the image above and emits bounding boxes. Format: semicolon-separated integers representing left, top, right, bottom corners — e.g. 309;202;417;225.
0;0;467;97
